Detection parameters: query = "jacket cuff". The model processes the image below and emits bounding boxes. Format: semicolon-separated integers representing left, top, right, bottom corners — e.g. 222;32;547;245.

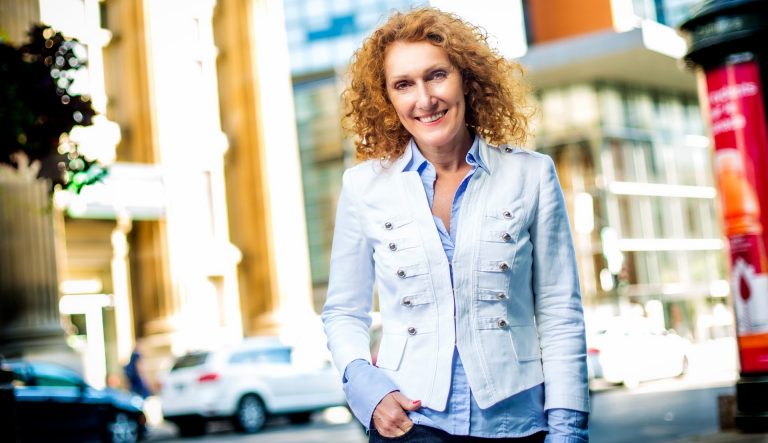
545;408;589;443
544;393;590;413
343;359;399;429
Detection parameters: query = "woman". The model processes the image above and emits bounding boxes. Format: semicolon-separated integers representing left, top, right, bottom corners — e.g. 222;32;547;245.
322;8;589;443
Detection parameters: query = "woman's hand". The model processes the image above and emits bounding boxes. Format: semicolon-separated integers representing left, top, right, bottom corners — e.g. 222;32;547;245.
371;391;421;437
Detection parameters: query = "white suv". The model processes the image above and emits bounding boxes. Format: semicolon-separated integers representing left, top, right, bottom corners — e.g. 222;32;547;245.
160;337;346;436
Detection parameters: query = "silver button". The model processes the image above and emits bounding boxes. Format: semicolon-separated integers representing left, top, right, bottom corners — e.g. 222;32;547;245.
497;292;507;300
504;146;513;153
502;210;512;219
499;261;510;271
384;221;393;230
497;318;508;328
388;242;397;251
407;326;417;335
396;268;407;278
501;232;512;241
402;298;413;307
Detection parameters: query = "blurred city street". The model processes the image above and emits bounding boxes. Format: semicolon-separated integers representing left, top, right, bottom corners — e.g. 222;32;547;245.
143;383;753;443
3;0;768;441
140;339;760;443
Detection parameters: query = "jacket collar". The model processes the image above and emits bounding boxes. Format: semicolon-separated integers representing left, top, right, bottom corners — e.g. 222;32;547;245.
391;139;414;172
397;136;493;174
477;137;499;175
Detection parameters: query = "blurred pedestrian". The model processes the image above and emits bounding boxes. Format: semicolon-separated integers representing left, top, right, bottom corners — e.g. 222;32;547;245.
322;7;589;443
124;349;151;398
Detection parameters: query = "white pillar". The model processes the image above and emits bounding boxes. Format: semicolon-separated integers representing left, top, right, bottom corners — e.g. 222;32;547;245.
111;216;135;363
144;0;244;352
250;0;316;341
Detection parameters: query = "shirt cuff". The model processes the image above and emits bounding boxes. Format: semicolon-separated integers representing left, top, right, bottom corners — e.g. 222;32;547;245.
545;408;589;443
343;359;400;430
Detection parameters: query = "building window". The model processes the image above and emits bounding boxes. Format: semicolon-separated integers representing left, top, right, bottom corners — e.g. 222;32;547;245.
537;82;724;317
293;76;347;296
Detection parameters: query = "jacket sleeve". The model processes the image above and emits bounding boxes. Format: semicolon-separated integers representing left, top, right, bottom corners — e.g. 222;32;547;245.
530;156;590;413
322;168;377;378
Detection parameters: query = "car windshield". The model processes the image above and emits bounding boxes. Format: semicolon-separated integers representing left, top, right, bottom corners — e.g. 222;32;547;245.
31;363;84;387
171;352;209;371
228;347;292;365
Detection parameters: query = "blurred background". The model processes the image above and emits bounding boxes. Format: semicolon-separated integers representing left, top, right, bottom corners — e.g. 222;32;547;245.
0;0;753;442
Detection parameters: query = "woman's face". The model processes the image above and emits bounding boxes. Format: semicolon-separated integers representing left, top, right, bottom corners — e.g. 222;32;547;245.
384;40;469;152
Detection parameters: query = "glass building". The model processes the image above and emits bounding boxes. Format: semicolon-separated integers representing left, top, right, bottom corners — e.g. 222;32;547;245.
535;83;727;340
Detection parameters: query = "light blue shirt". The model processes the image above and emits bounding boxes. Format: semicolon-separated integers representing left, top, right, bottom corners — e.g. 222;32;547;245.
343;137;588;442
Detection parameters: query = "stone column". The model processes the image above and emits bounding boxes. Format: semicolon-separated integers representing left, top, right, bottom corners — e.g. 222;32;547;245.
111;215;135;363
0;177;72;364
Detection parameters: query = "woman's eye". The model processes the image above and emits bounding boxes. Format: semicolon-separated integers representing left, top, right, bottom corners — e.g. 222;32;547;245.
394;81;409;90
432;71;447;80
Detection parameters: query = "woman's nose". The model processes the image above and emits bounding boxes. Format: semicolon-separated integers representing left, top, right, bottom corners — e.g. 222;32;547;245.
416;84;436;109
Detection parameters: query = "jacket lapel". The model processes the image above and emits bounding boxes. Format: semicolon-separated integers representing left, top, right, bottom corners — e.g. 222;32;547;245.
397;170;450;267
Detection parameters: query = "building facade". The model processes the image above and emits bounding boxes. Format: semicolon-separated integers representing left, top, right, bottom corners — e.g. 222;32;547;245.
523;0;730;340
287;0;731;341
0;0;316;388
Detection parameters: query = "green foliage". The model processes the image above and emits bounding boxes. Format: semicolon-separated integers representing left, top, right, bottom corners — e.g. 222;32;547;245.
0;24;106;193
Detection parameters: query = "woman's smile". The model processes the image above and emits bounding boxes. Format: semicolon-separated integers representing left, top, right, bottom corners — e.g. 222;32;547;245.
417;110;447;124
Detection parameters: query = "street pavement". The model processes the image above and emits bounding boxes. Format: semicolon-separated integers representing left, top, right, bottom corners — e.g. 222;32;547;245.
145;339;768;443
146;410;367;442
671;432;768;443
589;338;768;443
145;405;768;443
146;414;768;443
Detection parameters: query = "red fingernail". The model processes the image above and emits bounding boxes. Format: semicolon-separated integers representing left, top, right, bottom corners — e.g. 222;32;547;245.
412;400;421;404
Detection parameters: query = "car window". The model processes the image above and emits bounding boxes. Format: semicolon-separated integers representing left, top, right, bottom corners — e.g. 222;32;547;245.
30;363;84;387
229;347;292;365
171;352;209;371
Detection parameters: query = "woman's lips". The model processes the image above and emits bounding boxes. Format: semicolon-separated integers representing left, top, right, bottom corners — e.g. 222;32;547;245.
418;110;447;124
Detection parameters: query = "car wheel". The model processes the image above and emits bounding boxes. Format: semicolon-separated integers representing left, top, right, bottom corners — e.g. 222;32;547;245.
104;412;140;443
287;411;312;424
233;394;266;433
175;417;207;437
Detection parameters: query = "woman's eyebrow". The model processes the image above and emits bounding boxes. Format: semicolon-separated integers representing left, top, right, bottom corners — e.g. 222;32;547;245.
387;64;452;81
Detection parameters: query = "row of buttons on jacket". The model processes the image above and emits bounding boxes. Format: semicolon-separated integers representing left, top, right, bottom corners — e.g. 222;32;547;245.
394;260;510;279
384;210;513;232
405;318;509;336
387;229;513;254
400;292;507;306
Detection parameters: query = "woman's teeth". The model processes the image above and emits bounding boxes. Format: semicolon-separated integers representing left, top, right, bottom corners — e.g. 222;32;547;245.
420;110;446;123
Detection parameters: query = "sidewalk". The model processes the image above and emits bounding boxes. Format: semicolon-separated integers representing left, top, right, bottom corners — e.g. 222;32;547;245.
670;431;768;442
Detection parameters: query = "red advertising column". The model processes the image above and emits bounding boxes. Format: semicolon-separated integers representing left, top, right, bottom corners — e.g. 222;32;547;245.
681;0;768;431
707;59;768;373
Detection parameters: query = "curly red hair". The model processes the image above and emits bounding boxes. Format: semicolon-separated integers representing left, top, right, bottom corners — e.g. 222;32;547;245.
341;7;533;161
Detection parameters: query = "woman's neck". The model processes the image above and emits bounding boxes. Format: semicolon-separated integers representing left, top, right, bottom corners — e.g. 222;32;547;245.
416;128;474;173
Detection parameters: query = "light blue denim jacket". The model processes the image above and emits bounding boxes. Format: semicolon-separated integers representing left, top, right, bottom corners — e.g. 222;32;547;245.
342;138;588;441
322;137;589;434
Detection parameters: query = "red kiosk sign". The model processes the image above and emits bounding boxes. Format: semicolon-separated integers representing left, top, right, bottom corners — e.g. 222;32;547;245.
706;58;768;373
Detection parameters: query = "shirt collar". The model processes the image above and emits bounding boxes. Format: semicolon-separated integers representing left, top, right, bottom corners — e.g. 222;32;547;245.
402;135;489;174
